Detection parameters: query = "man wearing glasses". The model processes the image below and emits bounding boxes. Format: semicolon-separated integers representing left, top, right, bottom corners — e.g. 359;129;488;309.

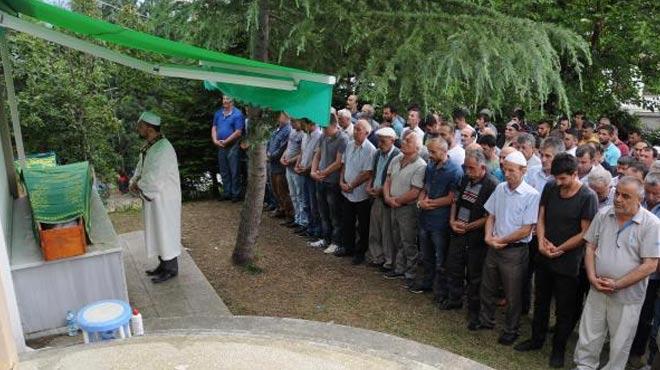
573;176;660;370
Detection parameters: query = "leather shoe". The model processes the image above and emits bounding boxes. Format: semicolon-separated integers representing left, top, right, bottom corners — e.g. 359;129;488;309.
497;332;519;346
437;300;463;310
145;264;164;276
514;339;543;352
351;256;365;265
333;247;351;257
151;271;177;284
293;227;307;235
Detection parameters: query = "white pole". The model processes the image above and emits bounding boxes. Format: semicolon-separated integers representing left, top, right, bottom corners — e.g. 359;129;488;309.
0;29;25;161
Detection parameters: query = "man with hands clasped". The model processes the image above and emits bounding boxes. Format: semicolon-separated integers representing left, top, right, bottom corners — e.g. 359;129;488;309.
573;176;660;370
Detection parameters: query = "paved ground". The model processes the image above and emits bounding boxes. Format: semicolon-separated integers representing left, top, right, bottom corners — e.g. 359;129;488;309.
18;317;491;369
121;230;232;326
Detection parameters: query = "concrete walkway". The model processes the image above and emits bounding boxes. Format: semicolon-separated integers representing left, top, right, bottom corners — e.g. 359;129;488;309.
120;231;232;329
18;317;492;369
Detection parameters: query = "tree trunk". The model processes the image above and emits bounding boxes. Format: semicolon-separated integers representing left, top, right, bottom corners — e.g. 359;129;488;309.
231;0;270;266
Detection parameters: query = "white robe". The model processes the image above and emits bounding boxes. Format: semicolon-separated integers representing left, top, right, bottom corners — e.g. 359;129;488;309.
130;138;182;260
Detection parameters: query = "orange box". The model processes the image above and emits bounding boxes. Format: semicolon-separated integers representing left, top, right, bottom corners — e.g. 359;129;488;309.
38;219;87;261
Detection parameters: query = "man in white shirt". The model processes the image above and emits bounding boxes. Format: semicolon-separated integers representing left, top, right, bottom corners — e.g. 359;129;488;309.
517;133;542;169
401;108;424;148
452;108;473;148
337;108;354;137
564;127;578;156
439;124;465;167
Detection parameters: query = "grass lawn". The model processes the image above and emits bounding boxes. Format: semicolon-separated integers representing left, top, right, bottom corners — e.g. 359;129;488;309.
111;199;583;370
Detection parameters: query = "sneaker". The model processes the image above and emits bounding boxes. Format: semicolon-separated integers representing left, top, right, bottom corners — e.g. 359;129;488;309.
308;239;326;248
323;244;339;254
408;283;430;294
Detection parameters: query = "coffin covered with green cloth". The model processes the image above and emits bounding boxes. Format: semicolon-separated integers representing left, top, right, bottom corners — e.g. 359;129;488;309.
21;161;93;241
14;152;57;173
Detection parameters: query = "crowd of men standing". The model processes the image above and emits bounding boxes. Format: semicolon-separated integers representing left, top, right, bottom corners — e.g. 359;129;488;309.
212;94;660;369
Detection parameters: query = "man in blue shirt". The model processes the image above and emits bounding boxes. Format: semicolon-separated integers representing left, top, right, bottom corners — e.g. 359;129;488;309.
211;95;245;202
597;124;621;168
409;138;463;297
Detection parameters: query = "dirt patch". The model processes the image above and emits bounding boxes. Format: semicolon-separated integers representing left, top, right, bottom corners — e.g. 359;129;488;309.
111;200;567;370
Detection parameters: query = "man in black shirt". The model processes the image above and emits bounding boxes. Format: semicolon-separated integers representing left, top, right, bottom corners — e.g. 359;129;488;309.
443;149;498;327
514;153;598;368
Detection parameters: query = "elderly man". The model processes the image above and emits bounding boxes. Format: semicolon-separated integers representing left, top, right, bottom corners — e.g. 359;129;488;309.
211;95;245;202
346;94;359;120
338;120;377;263
587;171;614;210
517;133;541;169
366;127;400;271
337;109;354;137
281;119;306;230
493;146;517;183
576;144;607;185
515;153;598;368
359;104;380;132
598;124;622;167
383;132;427;280
573;177;660;370
461;126;477;148
309;119;348;253
444;150;498;321
401;108;425;148
130;112;182;284
295;118;323;239
474;151;541;346
640;147;657;170
409;138;463;296
629;171;660;368
643;172;660;368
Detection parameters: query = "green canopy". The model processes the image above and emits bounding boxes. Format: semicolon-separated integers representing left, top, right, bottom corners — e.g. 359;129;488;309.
0;0;334;125
21;161;92;235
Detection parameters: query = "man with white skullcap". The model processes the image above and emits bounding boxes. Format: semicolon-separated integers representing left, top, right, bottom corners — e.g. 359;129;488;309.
471;150;541;346
130;111;182;283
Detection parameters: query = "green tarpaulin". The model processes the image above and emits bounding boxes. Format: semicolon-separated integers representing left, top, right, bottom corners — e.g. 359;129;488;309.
14;151;56;173
0;0;334;125
21;161;92;235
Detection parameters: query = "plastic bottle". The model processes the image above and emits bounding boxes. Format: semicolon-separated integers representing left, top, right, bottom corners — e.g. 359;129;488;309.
130;308;144;336
66;310;77;337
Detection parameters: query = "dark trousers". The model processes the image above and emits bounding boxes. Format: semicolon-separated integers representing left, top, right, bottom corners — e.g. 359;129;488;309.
531;264;578;354
417;227;449;295
522;236;538;315
271;171;293;217
217;144;241;199
479;244;528;335
303;175;321;237
445;232;487;323
631;279;660;357
316;181;342;245
340;197;371;257
572;264;590;331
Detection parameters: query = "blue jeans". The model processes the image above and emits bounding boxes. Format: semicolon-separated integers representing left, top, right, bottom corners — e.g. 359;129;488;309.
303;175;321;237
286;167;308;226
418;227;449;296
316;181;342;244
218;144;241;199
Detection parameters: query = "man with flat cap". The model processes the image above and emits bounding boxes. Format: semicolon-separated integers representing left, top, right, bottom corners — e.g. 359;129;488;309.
129;111;182;283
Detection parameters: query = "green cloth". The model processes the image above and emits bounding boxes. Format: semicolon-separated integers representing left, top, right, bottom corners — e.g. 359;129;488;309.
14;151;57;173
22;161;92;236
0;0;333;125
